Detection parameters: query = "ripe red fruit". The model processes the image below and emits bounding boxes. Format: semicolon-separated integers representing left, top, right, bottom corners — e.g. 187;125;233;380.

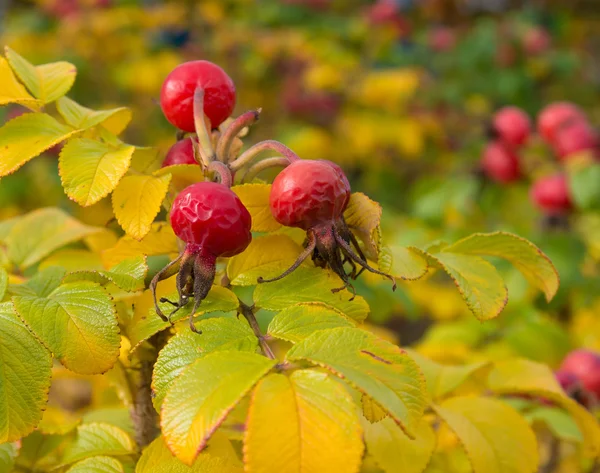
553;120;598;160
522;27;551;55
152;182;251;331
261;159;395;293
530;174;572;215
429;27;456;52
492;106;532;148
160;61;235;132
555;370;578;392
559;350;600;399
538;102;586;144
481;142;520;183
162;137;198;167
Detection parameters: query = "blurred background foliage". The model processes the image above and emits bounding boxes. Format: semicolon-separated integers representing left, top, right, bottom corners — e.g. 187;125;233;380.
1;0;600;371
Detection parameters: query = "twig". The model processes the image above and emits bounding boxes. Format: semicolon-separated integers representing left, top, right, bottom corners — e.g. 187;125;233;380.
238;299;275;359
539;437;560;473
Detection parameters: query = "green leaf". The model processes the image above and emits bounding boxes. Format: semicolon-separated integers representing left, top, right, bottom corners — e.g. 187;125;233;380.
487;359;600;457
231;184;280;232
254;267;370;323
82;408;134;437
244;370;364;473
0;302;52;442
5;47;76;103
443;232;559;302
525;406;583;443
406;349;490;400
286;327;427;438
112;174;172;240
127;285;239;351
9;266;66;297
161;351;276;465
13;281;120;375
226;235;306;286
0;269;7;301
267;302;356;343
59;138;134;207
0;56;40;108
0;442;19;473
56;96;132;135
0;113;79;177
433;396;538;473
61;423;135;466
136;435;242;473
363;418;435;473
568;162;600;211
152;318;258;410
15;430;65;470
66;456;124;473
3;207;100;269
379;245;429;280
414;248;508;321
63;255;148;292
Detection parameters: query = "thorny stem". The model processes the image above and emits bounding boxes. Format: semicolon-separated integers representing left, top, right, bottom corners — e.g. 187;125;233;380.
238;299;275;360
217;109;261;163
241;157;291;183
208;160;233;187
229;139;301;172
193;87;216;167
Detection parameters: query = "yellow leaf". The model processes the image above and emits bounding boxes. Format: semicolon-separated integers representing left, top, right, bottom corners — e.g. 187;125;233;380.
363;418;435;473
0;112;79;177
379;245;429;280
40;249;103;272
433;396;538;473
487;359;600;458
56;96;132;135
5;47;76;104
102;222;178;268
362;395;388;423
356;69;420;110
112;174;172;240
0;57;40;108
154;164;205;195
227;235;305;286
59;138;134;206
343;192;382;260
130;147;162;174
232;184;280;232
244;370;363;473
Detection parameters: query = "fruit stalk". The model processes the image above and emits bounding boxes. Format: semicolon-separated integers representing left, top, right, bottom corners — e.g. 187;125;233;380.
229;139;301;172
217;109;261;163
241;157;291;182
238;299;275;360
193;87;216;167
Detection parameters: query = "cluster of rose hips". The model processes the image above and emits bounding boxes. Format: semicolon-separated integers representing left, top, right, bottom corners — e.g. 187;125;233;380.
153;60;395;332
555;349;600;409
481;102;599;217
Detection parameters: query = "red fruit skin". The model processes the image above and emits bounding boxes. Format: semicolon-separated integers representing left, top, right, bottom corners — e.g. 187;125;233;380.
555;370;579;392
538;102;586;144
523;27;551;55
481;142;520;183
270;160;351;231
553;120;598;160
160;61;236;132
530;174;572;214
429;27;456;52
560;350;600;399
162;137;197;167
492;106;532;148
170;182;252;257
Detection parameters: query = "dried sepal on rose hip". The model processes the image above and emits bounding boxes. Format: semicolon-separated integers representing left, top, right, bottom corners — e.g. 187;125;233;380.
258;159;396;295
150;181;252;332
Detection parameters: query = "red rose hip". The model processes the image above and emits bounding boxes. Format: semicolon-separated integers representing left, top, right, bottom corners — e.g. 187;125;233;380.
160;60;236;132
553;120;598;160
530;174;572;215
538;102;586;144
492;106;531;148
162;137;198;167
481;141;520;183
560;350;600;399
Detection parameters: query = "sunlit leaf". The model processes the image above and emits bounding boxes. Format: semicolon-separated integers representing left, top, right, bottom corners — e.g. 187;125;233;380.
56;96;131;135
267;302;356;343
0;268;7;301
232;184;280;232
40;249;103;272
61;423;135;466
343;192;382;260
287;327;427;437
13;281;120;375
154;165;204;195
162;351;276;465
0;56;40;108
0;302;52;442
525;406;583;443
152;318;258;410
433;396;538;473
244;370;363;473
63;255;148;292
59;138;134;206
254;267;370;323
0;442;19;472
227;235;305;286
9;266;66;297
361;395;388;423
5;47;76;103
0;113;79;177
112;174;172;240
444;232;559;302
66;456;124;473
379;245;429;280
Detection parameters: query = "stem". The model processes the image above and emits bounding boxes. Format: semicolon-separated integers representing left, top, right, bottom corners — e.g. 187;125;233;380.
241;157;290;183
539;437;560;473
208;161;233;187
238;300;275;359
193;87;215;167
217;109;261;163
229;140;301;172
